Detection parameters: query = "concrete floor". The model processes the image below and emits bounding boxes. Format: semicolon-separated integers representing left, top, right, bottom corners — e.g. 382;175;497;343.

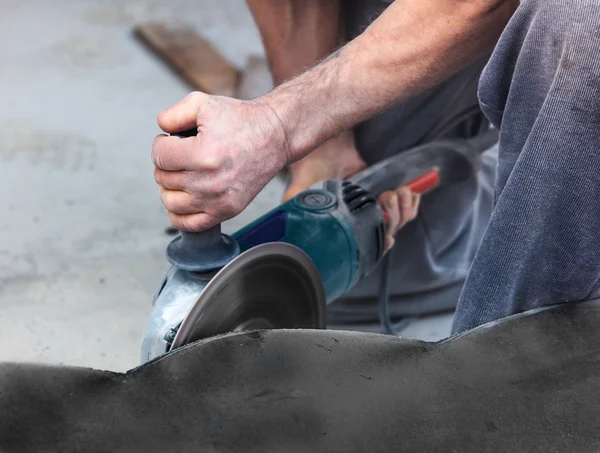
0;0;451;372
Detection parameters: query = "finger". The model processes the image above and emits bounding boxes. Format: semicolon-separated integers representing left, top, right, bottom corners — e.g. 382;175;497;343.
157;91;207;133
383;234;395;255
152;135;198;171
154;168;188;191
167;211;221;233
412;192;421;211
378;191;400;236
159;187;201;215
396;187;415;231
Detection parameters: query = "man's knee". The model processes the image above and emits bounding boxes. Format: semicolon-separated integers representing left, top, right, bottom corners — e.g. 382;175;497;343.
511;0;600;89
479;0;599;116
520;0;599;33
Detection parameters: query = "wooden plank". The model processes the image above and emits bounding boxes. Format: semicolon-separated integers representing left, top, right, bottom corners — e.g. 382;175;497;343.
133;22;239;97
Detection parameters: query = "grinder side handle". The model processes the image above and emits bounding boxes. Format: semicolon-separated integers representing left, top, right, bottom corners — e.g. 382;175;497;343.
163;129;240;272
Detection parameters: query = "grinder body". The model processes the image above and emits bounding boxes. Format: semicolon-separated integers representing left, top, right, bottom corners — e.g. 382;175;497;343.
140;180;383;363
233;180;385;303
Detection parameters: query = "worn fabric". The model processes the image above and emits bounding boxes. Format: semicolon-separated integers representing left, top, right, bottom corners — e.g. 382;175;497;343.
453;0;600;332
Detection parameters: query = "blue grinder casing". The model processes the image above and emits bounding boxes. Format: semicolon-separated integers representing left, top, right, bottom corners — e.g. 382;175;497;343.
234;180;385;303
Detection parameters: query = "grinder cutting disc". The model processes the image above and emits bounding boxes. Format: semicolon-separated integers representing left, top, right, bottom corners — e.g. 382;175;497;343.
170;243;326;350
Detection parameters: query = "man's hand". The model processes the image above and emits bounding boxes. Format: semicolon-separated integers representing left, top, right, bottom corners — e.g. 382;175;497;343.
379;187;420;253
152;92;289;232
283;130;420;253
153;0;514;233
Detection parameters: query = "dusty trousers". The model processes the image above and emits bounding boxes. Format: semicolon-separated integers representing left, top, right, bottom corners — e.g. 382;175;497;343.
453;0;600;332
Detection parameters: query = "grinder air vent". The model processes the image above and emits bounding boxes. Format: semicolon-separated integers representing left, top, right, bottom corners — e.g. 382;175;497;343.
342;181;376;213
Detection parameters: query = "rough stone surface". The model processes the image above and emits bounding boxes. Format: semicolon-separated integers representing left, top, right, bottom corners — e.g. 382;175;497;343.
1;302;599;452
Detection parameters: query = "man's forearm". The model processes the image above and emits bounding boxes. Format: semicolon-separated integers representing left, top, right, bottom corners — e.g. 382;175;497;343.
261;0;518;164
246;0;343;85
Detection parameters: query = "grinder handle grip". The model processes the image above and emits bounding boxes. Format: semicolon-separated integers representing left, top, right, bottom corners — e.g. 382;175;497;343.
164;129;240;272
170;127;219;239
405;170;441;194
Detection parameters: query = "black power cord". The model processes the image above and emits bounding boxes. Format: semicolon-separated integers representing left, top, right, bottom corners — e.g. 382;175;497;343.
377;129;499;336
377;247;413;335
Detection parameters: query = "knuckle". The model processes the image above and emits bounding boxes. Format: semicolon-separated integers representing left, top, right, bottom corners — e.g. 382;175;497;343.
188;191;205;209
186;91;208;108
162;191;189;214
215;180;231;197
195;152;220;171
218;194;242;217
210;174;234;197
169;215;187;232
222;200;239;216
160;170;185;190
156;110;168;126
160;190;175;209
186;91;202;101
154;168;170;187
216;201;234;217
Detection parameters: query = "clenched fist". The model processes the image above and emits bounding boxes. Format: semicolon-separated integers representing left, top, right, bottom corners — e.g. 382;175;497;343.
152;92;289;232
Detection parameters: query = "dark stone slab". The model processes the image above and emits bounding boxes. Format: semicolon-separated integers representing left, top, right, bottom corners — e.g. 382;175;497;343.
2;301;600;452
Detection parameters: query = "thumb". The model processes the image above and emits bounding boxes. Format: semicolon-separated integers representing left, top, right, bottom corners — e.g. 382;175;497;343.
378;191;400;255
157;91;208;134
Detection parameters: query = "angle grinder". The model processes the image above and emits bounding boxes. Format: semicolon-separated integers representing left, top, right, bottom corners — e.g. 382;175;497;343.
140;129;497;363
